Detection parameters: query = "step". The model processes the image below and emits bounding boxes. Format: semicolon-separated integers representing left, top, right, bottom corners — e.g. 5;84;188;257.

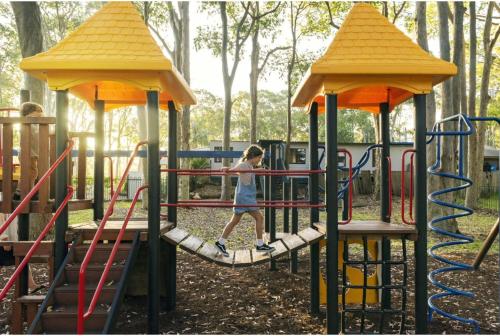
74;243;132;263
54;283;117;306
42;305;108;334
65;263;125;284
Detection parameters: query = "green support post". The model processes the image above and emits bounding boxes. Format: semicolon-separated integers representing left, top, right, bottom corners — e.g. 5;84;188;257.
269;145;277;271
166;100;177;310
147;91;160;334
379;102;391;309
325;94;339;333
54;90;69;270
308;102;320;314
413;94;427;334
93;100;105;221
290;178;298;274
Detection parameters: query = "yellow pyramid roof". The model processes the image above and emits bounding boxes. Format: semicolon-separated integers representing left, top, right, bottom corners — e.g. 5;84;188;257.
292;3;457;113
20;2;196;111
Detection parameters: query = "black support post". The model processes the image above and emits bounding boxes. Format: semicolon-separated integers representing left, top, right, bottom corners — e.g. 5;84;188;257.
325;94;339;333
93;100;105;221
379;102;391;309
18;89;30;296
264;173;270;233
147;91;160;334
283;179;290;233
166;100;178;311
413;94;428;334
290;178;298;273
54;90;69;270
308;102;320;314
269;145;277;271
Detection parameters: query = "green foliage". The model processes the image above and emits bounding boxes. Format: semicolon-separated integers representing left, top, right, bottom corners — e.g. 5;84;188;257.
0;3;22;107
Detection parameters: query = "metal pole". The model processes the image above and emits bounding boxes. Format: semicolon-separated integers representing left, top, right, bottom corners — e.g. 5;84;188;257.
18;89;30;296
54;90;69;270
413;94;428;334
326;94;339;333
166;101;178;310
264;155;270;233
379;102;391;309
269;145;277;271
309;102;320;314
147;91;160;334
93;100;105;221
283;179;290;233
291;178;298;273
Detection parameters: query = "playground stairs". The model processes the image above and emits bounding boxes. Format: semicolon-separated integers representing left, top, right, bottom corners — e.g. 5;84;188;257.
28;233;140;334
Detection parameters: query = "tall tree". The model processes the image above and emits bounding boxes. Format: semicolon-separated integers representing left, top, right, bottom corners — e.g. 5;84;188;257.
248;2;287;144
416;2;439;219
11;2;44;104
436;2;458;232
466;2;500;208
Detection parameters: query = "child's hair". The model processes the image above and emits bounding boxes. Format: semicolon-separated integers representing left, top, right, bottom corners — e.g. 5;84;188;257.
241;145;264;162
20;102;43;117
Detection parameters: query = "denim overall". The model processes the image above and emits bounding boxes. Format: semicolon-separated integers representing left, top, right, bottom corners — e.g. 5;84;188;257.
233;170;257;214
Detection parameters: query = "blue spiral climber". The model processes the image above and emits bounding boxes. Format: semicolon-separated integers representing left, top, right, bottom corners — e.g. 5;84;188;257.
426;114;480;332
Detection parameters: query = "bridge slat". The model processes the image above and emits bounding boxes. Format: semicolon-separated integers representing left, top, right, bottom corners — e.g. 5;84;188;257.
180;235;204;254
233;250;252;267
269;240;288;259
251;248;271;265
298;228;324;245
197;243;234;266
163;228;190;245
281;234;307;251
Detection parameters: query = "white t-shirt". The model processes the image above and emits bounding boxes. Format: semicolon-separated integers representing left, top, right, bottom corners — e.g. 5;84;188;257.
233;161;254;185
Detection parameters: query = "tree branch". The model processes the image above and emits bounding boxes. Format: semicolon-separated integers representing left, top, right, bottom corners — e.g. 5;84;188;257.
325;2;340;29
148;23;174;59
392;2;406;24
490;24;500;51
258;46;291;74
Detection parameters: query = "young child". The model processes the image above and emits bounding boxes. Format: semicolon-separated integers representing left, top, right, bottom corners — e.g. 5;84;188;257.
215;145;275;257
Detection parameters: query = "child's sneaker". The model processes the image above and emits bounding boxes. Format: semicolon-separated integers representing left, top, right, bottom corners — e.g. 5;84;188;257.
215;241;229;257
256;243;275;253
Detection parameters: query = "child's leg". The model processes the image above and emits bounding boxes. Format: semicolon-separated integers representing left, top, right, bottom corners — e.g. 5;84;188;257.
248;210;264;240
220;213;243;240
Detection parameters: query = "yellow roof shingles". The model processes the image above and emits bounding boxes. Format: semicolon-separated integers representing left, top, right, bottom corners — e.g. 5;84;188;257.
292;3;457;113
20;2;196;111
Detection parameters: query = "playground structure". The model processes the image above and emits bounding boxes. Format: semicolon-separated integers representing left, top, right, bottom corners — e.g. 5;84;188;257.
0;2;498;335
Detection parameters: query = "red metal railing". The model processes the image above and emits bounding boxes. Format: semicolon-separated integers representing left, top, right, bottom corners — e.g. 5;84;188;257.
401;149;416;225
386;156;393;218
0;186;74;301
0;139;75;301
161;168;325;176
0;140;75;236
338;149;353;225
161;202;325;208
77;141;147;334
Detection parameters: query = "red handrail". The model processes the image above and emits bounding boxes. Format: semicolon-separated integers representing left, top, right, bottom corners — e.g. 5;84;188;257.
0;140;75;237
104;155;114;196
78;185;148;332
0;186;74;301
386;156;393;218
77;141;147;334
339;149;353;225
161;202;325;208
401;149;416;225
160;168;325;176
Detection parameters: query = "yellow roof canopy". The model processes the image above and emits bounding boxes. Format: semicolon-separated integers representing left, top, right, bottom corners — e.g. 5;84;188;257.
292;3;457;114
20;2;196;112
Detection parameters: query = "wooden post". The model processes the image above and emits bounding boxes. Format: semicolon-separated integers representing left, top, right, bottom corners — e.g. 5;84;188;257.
269;145;277;271
2;123;13;213
54;90;69;270
77;135;87;200
147;91;160;334
94;100;105;220
472;218;499;269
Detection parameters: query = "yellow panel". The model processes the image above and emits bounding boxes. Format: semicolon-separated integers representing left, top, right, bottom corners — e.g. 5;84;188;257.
319;239;380;305
0;166;21;181
292;3;456;108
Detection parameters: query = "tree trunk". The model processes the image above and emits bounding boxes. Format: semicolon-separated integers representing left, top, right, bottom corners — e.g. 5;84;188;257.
250;19;259;144
470;3;498;209
436;2;457;233
285;4;297;167
136;106;148;209
179;2;191;201
416;2;439;220
11;2;44;104
465;2;478;208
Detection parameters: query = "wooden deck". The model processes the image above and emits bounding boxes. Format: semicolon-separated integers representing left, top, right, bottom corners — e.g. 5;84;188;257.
314;220;418;241
162;227;324;268
67;220;174;242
